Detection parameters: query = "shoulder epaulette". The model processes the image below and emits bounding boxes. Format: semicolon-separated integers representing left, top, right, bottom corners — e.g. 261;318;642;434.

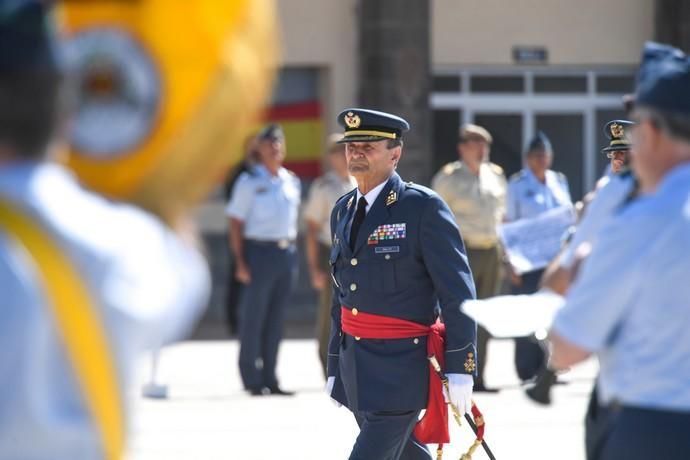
489;162;504;175
440;161;461;175
404;181;434;196
509;170;525;182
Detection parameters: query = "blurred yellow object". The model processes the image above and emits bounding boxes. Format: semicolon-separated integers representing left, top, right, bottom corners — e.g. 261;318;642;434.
59;0;278;223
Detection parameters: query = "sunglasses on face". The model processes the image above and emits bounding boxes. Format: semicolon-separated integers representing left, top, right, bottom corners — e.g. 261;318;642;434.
606;151;628;160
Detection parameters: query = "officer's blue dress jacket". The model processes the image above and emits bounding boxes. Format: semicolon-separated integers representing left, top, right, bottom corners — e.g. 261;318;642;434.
327;172;477;412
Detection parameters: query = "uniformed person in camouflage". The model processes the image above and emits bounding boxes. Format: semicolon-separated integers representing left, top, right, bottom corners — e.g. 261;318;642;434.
431;123;506;392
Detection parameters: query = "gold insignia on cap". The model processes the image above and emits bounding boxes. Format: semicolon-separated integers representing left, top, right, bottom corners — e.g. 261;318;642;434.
610;123;625;139
385;191;397;206
464;352;476;373
344;112;361;129
347;196;354;209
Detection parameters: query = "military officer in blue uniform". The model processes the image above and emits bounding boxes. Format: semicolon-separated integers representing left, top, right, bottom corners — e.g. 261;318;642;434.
506;132;572;223
325;109;477;460
601;120;635;176
506;131;573;381
226;124;301;396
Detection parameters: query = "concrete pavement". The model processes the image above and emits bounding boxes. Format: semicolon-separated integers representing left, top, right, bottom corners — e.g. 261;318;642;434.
127;338;597;460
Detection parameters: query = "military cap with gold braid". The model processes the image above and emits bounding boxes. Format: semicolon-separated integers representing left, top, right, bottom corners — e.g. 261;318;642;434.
602;120;634;153
336;108;410;143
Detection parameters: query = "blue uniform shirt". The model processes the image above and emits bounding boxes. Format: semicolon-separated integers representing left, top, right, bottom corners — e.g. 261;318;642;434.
506;168;572;221
225;164;301;240
559;173;635;268
0;162;210;459
327;173;477;412
553;164;690;411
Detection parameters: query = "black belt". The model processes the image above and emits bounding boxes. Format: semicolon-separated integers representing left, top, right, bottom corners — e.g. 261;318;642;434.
245;238;295;249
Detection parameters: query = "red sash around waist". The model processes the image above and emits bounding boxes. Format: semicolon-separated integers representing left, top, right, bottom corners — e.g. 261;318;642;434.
340;306;450;445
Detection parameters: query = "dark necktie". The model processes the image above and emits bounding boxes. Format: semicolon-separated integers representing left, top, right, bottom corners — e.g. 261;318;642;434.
349;196;367;250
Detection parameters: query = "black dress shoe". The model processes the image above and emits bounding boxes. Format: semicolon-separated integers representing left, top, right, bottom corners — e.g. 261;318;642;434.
247;386;267;396
266;386;295;396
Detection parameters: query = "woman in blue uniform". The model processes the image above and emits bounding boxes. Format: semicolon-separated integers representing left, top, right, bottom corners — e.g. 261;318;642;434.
506;132;572;381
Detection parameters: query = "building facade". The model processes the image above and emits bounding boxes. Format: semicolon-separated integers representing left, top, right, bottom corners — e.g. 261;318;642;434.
276;0;654;197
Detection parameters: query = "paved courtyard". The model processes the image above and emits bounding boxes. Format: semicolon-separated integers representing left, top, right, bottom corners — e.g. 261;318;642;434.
127;337;597;460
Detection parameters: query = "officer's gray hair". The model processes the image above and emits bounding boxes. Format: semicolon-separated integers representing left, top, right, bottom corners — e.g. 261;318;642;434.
635;107;690;144
387;138;403;149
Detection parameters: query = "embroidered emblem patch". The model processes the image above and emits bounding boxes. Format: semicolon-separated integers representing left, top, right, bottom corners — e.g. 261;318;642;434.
344;112;361;129
374;245;400;254
367;223;406;245
610;122;625;139
464;352;476;373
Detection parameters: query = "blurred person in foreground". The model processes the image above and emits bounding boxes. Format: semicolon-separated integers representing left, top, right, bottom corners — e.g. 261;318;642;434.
505;132;572;381
303;133;356;378
431;123;506;393
542;119;636;296
226;123;300;396
550;42;690;460
223;134;259;336
326;109;476;460
0;3;209;459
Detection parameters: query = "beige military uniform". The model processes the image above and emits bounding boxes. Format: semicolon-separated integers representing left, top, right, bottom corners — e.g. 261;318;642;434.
303;170;356;376
431;160;507;249
432;160;507;389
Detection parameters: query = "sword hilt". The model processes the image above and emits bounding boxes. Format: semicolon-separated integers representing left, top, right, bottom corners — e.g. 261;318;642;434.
427;354;497;460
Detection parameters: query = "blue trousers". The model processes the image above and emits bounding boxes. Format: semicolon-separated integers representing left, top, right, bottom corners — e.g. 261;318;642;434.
596;406;690;460
237;241;297;389
349;410;432;460
512;268;547;381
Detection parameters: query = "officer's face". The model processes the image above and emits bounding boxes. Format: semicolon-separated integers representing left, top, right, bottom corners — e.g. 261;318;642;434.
345;140;400;180
526;149;552;174
458;139;489;166
257;138;285;167
607;150;629;173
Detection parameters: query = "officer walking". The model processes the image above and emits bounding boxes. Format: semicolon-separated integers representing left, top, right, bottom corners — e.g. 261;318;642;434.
226;124;300;396
506;131;573;381
550;42;690;460
303;134;356;378
431;123;506;392
326;109;477;460
0;3;210;458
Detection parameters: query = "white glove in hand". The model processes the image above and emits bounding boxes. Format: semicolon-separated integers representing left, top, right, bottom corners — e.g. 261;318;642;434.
442;373;473;415
326;376;341;407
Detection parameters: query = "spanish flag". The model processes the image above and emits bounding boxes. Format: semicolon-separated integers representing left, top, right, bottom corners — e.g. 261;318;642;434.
265;100;324;178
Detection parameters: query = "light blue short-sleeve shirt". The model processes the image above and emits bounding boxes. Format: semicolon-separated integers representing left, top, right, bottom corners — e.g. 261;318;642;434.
0;162;210;459
506;168;573;221
225;164;301;240
559;173;635;268
553;164;690;411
